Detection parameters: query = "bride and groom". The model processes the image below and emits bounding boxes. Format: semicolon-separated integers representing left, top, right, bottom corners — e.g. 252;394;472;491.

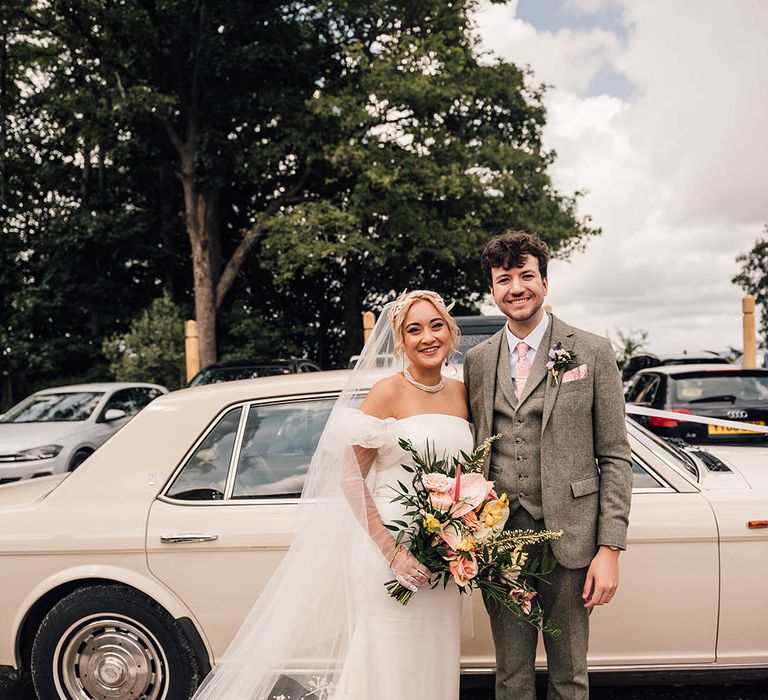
193;231;633;700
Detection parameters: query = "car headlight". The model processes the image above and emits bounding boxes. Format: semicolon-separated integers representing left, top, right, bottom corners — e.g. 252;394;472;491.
15;444;63;461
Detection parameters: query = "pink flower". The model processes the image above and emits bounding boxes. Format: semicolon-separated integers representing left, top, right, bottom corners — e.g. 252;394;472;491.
510;586;536;615
429;491;454;512
422;473;454;493
450;473;494;518
449;553;478;587
439;522;463;551
461;510;480;531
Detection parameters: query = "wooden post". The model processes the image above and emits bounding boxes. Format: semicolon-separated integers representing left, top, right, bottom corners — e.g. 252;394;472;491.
185;320;201;382
743;295;756;368
362;311;376;343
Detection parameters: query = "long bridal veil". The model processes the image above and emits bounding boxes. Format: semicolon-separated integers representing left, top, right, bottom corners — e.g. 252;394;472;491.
191;304;401;700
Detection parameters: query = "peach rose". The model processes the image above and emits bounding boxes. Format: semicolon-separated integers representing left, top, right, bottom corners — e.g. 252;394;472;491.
449;553;479;587
422;473;454;493
461;510;480;531
429;491;454;512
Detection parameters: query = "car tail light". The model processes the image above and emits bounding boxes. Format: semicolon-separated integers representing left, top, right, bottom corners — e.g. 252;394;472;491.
648;408;693;428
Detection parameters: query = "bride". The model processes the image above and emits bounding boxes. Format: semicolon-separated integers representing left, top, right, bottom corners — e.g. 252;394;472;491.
192;290;472;700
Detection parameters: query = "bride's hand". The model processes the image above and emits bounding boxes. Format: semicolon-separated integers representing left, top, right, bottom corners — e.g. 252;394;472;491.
390;547;431;591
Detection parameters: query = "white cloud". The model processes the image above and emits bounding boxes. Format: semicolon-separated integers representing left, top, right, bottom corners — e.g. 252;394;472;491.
474;0;768;357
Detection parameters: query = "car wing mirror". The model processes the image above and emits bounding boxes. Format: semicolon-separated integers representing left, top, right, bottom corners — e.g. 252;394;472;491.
103;408;128;422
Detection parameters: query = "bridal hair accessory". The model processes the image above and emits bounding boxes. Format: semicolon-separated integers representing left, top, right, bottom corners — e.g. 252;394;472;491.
403;367;445;393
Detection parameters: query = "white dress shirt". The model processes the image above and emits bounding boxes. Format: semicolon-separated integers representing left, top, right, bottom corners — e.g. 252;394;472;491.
504;312;550;380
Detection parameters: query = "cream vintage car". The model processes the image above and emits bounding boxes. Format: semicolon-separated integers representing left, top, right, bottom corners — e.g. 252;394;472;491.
0;371;767;700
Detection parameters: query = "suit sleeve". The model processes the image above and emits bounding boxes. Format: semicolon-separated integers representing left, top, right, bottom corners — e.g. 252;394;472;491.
592;337;633;550
463;351;474;422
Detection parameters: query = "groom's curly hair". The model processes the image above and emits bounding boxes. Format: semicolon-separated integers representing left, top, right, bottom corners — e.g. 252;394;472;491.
481;231;550;287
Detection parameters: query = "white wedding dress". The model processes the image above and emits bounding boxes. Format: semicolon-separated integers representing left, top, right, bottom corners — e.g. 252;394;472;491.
332;410;474;700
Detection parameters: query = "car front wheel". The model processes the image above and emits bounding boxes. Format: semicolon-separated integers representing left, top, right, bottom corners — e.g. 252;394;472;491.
31;584;201;700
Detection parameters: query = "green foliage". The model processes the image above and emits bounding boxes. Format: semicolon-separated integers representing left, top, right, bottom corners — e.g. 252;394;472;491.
609;328;650;369
3;0;601;383
733;225;768;345
103;293;185;389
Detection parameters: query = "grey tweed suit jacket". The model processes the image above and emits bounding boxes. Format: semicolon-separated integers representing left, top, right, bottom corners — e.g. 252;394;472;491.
463;314;633;569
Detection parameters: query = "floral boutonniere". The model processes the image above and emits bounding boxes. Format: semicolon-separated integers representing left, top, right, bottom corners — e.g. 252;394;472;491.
546;341;577;385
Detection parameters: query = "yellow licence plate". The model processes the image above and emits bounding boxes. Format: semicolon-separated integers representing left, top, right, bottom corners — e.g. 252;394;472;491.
708;420;765;435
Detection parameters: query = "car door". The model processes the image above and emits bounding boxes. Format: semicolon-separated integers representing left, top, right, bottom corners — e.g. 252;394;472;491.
461;443;720;671
145;394;336;659
587;431;720;667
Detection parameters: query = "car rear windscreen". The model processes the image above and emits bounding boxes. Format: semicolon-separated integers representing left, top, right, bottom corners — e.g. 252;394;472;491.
672;373;768;403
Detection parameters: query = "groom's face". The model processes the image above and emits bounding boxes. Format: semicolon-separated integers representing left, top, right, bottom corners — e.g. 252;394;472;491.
490;255;548;324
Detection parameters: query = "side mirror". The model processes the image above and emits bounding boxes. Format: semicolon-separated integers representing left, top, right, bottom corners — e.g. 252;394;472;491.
103;408;128;422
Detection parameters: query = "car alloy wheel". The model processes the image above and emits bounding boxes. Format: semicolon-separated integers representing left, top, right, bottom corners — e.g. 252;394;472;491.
55;613;167;700
31;584;201;700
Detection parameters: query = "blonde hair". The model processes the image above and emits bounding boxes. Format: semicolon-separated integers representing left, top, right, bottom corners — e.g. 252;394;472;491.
389;290;460;360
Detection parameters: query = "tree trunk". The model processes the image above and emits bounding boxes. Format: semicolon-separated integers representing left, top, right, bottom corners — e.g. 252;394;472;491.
179;153;217;368
342;255;363;362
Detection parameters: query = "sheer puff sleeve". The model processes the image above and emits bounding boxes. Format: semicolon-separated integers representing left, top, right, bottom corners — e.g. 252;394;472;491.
337;408;402;564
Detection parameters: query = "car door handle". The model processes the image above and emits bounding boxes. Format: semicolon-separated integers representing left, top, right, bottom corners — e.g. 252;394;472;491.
160;533;219;543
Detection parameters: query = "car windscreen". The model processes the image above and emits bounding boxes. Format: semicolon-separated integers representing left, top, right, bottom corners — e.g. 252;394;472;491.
671;373;768;403
189;366;292;386
0;392;105;423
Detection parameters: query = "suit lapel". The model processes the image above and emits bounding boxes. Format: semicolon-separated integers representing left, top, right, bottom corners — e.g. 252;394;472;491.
496;334;518;409
542;314;576;431
479;329;505;437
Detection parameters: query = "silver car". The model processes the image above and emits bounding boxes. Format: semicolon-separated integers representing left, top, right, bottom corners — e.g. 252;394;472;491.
0;382;167;483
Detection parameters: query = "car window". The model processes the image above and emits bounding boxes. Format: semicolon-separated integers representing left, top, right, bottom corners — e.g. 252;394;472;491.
98;388;162;421
166;407;243;500
626;374;651;402
232;398;336;499
0;392;104;423
631;458;666;490
672;374;768;403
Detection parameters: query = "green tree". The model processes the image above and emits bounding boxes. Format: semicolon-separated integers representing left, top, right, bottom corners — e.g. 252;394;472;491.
103;292;185;389
733;225;768;345
609;328;650;370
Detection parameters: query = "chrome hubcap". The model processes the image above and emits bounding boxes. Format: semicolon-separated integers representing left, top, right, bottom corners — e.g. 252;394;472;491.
55;615;167;700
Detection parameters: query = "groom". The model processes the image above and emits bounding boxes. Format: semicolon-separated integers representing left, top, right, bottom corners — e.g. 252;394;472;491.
463;231;632;700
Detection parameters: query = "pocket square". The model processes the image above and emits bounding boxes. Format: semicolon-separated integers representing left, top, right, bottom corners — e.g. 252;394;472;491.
561;364;588;383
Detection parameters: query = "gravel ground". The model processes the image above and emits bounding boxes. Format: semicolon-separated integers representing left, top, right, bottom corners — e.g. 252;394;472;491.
2;670;766;700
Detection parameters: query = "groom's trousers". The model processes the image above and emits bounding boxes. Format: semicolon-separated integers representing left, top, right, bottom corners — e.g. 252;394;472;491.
485;508;590;700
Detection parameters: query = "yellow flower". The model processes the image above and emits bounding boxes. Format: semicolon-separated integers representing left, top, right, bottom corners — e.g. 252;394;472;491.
456;536;476;552
421;511;442;534
480;493;511;529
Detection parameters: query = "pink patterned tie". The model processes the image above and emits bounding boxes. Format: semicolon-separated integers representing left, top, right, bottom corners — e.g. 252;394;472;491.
515;341;531;399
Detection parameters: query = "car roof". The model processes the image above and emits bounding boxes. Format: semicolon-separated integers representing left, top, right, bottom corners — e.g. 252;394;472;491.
170;369;356;404
35;382;168;394
454;315;506;331
635;364;768;376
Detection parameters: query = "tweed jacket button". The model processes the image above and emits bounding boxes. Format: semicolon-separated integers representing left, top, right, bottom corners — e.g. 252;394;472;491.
515;437;522;444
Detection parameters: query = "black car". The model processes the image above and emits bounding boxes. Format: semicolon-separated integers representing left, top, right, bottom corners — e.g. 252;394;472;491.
621;352;729;385
188;358;321;387
625;364;768;444
454;315;507;360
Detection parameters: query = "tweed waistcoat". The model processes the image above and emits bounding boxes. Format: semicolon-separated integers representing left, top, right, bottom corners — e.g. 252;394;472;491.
490;331;548;521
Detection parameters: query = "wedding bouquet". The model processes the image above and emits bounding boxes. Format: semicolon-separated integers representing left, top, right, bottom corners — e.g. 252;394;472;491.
384;435;563;635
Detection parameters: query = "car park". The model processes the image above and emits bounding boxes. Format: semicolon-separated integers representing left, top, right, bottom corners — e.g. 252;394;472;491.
187;358;321;386
625;364;768;444
0;372;766;700
0;382;167;484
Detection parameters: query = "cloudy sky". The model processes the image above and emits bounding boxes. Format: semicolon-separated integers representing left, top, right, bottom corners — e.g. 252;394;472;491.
474;0;768;356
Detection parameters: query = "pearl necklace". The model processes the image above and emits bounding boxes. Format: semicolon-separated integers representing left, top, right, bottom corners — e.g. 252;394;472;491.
403;367;445;393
